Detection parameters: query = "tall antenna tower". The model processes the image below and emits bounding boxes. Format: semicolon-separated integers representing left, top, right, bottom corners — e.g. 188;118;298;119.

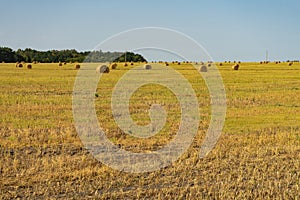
125;51;127;63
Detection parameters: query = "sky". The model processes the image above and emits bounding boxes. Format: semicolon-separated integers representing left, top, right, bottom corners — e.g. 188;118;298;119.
0;0;299;61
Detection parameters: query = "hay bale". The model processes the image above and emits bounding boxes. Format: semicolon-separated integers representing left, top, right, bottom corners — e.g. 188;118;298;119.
64;62;67;65
130;62;134;66
124;62;128;67
27;64;32;69
165;62;169;66
110;63;117;69
200;65;207;72
219;63;223;66
178;62;181;65
144;64;152;70
15;62;19;67
232;64;239;70
96;65;110;73
75;64;80;69
17;63;23;68
207;63;211;67
238;61;241;64
288;62;293;66
58;62;63;66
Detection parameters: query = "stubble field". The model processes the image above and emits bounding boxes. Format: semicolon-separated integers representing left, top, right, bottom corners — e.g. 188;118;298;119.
0;62;299;199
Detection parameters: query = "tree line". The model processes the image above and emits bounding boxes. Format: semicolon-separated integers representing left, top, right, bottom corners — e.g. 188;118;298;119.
0;47;147;63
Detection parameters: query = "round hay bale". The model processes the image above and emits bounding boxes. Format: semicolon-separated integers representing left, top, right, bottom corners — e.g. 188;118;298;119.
130;62;134;66
75;64;80;69
177;62;181;65
17;63;23;68
165;62;169;66
27;64;32;69
58;62;63;66
124;62;128;67
238;61;241;64
200;65;207;72
110;63;117;69
96;65;110;73
232;64;239;70
219;63;223;66
207;63;211;67
15;62;19;67
288;62;293;66
144;64;152;70
64;62;67;65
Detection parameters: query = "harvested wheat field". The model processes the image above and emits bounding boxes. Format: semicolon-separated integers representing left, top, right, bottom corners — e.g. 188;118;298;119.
0;62;300;199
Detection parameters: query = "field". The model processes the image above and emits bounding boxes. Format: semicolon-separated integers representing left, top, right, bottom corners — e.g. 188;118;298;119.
0;62;299;199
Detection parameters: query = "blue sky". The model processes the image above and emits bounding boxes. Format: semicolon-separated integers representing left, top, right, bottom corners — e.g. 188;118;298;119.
0;0;299;61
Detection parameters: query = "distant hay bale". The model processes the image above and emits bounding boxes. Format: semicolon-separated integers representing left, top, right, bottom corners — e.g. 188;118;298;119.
75;64;80;69
124;62;128;67
178;62;181;65
27;64;32;69
17;63;23;68
219;63;223;66
130;62;134;66
275;61;278;64
232;64;239;70
144;64;152;70
58;62;63;66
110;63;117;69
238;61;241;64
207;63;211;67
288;62;293;66
96;65;110;73
233;61;236;63
224;61;227;63
200;65;207;72
64;62;67;65
165;62;169;66
33;61;37;64
260;61;263;64
15;62;19;67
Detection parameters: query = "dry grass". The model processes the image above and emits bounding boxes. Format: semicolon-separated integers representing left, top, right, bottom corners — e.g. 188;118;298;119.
0;62;299;199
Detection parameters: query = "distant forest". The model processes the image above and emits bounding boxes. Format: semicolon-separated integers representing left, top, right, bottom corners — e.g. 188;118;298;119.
0;47;147;63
